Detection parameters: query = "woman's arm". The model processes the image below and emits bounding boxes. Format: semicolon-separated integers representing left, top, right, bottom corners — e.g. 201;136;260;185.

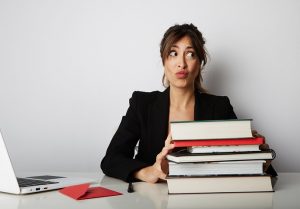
100;92;149;182
214;96;237;120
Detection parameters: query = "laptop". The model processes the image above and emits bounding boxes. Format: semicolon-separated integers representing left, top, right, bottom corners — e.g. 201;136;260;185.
0;130;94;194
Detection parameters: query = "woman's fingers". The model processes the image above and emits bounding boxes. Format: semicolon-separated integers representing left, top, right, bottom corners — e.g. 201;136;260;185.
155;151;164;163
152;134;175;180
156;147;168;162
252;130;265;139
165;133;172;146
156;134;175;166
252;130;258;136
167;143;175;150
159;172;167;180
165;134;175;152
155;148;172;173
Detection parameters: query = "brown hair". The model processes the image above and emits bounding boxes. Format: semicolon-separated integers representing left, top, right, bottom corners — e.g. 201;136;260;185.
160;23;208;92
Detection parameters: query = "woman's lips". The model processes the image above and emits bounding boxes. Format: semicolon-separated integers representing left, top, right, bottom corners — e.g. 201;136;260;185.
176;71;188;79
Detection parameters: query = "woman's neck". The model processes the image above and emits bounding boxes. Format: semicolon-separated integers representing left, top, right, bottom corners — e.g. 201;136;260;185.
169;86;195;110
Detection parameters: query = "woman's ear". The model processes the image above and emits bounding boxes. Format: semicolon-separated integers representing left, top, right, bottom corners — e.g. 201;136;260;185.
162;73;169;87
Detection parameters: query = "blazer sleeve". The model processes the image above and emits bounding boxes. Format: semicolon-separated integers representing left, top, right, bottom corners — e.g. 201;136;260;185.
213;96;237;120
100;92;149;182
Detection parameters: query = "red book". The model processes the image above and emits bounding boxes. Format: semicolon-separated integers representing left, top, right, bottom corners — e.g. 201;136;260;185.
172;137;264;147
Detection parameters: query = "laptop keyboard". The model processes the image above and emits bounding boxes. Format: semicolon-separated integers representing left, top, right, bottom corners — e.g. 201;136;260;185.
26;175;66;180
17;178;58;187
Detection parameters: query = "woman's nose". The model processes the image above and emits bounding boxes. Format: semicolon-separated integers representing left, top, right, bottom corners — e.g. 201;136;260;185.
177;55;187;69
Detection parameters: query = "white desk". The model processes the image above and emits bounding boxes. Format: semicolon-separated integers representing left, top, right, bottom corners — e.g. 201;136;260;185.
0;172;299;209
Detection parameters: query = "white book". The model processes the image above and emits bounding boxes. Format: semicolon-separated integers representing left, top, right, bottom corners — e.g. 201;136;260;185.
168;160;265;176
167;175;273;194
188;145;260;153
171;119;253;140
167;190;274;209
166;150;274;163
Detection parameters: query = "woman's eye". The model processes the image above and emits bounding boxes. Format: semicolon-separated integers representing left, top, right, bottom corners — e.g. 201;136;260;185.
186;52;195;59
169;51;177;57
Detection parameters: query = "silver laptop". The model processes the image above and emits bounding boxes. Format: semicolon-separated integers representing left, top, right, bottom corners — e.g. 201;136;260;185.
0;130;94;194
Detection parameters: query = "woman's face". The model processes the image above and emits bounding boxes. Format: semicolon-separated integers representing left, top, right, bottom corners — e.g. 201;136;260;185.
164;35;200;90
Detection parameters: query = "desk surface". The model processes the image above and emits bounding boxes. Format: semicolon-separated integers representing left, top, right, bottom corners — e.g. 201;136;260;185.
0;172;299;209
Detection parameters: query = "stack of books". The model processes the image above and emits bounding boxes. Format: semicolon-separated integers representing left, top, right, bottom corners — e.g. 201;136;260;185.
166;119;275;194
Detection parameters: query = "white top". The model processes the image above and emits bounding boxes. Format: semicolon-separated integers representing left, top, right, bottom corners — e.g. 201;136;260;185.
0;172;299;209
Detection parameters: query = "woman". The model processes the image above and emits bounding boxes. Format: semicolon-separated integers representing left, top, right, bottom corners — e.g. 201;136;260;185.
101;23;238;183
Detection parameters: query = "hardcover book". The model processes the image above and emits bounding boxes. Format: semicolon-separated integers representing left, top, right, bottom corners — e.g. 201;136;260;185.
168;160;265;176
167;175;273;194
166;150;275;163
187;144;260;153
173;137;264;147
170;119;253;140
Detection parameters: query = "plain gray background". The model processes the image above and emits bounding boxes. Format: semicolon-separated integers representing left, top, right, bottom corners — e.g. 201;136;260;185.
0;0;299;173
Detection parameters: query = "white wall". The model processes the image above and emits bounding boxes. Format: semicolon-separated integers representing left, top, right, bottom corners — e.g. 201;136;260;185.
0;0;299;173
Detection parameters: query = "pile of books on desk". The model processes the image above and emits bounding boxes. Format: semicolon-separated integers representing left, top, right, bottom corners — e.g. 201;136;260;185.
166;119;276;194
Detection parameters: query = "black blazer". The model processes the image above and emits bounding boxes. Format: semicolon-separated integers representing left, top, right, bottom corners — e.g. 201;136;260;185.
100;88;238;182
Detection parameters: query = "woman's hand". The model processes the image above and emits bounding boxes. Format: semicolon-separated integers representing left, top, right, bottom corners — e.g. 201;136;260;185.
252;130;273;171
252;129;269;148
134;134;174;183
252;130;264;138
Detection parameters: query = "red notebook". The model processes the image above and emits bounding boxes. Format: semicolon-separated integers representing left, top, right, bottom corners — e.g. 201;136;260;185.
172;137;264;147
